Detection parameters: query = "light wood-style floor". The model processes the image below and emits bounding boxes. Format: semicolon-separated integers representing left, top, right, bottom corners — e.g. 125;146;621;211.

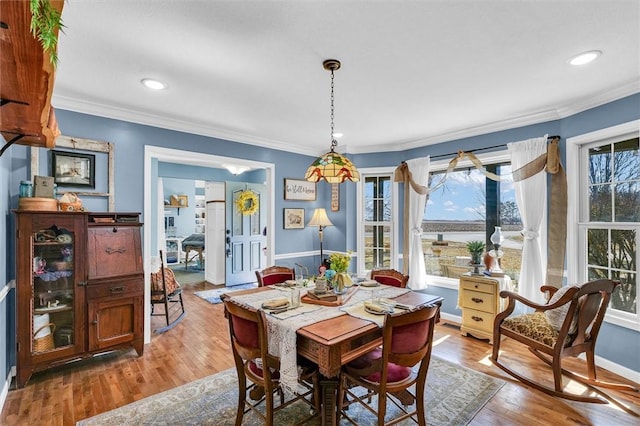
1;282;638;425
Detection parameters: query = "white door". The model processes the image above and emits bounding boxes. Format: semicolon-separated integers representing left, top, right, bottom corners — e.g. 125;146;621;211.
205;201;225;284
225;182;266;286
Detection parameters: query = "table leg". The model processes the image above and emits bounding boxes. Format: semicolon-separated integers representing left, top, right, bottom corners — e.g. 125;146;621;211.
320;377;339;425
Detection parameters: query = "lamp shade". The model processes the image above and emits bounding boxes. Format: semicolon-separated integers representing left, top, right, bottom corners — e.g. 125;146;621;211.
305;151;360;183
308;208;333;227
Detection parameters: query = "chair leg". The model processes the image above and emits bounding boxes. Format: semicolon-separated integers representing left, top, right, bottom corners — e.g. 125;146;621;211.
378;392;387;426
265;386;274;426
236;375;246;426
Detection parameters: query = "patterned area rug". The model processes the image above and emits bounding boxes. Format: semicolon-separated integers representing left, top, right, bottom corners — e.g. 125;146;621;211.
194;283;258;304
77;357;503;425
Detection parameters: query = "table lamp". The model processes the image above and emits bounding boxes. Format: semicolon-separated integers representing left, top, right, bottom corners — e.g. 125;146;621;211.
308;208;333;265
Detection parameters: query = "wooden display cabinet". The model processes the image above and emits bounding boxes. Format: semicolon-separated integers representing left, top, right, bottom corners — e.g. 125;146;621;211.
14;211;143;387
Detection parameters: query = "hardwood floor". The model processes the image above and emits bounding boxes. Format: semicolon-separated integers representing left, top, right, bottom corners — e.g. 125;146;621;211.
1;282;638;425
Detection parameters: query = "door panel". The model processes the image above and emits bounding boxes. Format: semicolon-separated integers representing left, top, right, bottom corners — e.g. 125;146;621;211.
225;182;266;286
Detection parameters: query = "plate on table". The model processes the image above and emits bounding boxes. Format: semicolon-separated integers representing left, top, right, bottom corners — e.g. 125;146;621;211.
261;298;290;310
364;305;393;315
359;280;380;287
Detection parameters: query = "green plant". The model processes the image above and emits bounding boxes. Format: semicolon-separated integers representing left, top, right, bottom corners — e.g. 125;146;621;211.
30;0;65;67
466;240;485;254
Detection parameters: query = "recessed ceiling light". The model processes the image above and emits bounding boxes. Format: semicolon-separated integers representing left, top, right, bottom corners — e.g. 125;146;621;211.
141;78;167;90
568;50;602;66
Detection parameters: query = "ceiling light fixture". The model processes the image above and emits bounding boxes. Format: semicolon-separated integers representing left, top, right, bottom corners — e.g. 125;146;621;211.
568;50;602;66
141;78;167;90
305;59;359;184
225;165;250;175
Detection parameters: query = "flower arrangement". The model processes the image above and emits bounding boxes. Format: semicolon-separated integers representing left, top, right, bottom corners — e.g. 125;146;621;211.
329;251;351;273
235;190;259;216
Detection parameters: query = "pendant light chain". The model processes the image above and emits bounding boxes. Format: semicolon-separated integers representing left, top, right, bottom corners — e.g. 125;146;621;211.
329;68;337;152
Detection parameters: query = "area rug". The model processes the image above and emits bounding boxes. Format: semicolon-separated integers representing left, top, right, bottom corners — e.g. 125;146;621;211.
194;283;258;304
77;357;504;425
170;265;205;285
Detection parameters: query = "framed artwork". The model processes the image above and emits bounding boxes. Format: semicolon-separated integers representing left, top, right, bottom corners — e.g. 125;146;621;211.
283;208;305;229
51;150;96;188
331;183;340;211
284;178;316;201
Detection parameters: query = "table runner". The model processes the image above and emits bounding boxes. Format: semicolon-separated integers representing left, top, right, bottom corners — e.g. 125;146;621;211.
229;284;410;394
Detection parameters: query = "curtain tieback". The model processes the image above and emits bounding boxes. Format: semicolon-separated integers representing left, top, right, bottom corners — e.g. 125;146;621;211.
522;230;539;240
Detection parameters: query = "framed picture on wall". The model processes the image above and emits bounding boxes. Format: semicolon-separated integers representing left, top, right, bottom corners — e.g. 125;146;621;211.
51;150;96;188
284;178;316;201
283;208;305;229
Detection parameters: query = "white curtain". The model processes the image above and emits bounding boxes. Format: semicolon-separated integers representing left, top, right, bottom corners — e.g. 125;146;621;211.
508;136;548;303
406;157;430;290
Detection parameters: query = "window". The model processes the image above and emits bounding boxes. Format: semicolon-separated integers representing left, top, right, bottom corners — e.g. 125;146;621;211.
423;152;523;287
567;120;639;330
357;169;398;274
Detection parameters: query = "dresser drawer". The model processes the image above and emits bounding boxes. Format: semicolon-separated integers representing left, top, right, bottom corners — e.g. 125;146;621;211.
461;289;496;314
462;308;494;334
87;226;142;280
460;278;495;294
87;277;143;300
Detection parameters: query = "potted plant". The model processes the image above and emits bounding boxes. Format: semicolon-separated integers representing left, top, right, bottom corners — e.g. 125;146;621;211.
466;241;485;265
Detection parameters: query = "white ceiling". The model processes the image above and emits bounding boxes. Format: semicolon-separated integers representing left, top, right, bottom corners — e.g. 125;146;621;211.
52;1;640;156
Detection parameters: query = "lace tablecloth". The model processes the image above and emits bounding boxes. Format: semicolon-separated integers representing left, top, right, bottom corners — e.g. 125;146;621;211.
229;284;410;394
231;285;410;392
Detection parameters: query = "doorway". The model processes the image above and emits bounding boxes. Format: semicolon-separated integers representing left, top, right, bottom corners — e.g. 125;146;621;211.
143;146;275;343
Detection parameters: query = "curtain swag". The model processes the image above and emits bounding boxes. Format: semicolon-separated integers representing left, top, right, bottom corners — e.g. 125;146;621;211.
394;137;566;286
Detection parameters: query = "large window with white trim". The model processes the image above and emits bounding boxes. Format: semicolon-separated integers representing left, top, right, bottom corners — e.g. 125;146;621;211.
568;120;639;330
423;152;523;287
581;137;638;316
363;175;393;269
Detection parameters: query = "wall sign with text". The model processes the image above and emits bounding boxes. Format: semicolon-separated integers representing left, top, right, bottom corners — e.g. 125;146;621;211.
284;178;316;201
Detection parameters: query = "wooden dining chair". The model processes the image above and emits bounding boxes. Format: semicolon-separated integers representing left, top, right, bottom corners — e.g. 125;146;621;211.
337;304;440;426
150;250;186;333
223;297;320;425
255;265;295;287
492;279;639;405
370;269;409;288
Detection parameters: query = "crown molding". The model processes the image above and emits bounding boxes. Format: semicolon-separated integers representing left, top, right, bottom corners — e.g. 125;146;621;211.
53;80;639;156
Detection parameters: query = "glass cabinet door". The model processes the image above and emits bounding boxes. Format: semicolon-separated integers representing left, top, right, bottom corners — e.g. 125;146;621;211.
31;225;76;353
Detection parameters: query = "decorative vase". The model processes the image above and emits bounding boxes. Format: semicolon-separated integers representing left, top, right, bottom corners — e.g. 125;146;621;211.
333;273;351;295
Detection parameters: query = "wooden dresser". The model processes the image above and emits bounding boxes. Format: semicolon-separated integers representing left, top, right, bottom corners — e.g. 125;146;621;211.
459;274;512;344
14;211;143;387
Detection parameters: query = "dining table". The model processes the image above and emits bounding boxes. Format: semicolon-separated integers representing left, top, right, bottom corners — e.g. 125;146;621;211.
222;282;443;425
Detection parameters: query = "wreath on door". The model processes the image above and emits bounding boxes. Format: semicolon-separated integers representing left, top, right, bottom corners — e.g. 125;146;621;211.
235;190;259;216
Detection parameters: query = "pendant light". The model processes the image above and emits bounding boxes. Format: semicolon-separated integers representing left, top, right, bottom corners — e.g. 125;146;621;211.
305;59;360;183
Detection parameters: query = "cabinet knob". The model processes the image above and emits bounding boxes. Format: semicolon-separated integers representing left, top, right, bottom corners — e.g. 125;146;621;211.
471;297;483;303
92;320;98;325
471;316;483;322
110;286;125;293
78;281;87;286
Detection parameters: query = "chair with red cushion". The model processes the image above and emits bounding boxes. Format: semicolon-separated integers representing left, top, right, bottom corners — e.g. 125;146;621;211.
371;268;409;288
255;265;295;287
223;297;320;425
337;304;440;426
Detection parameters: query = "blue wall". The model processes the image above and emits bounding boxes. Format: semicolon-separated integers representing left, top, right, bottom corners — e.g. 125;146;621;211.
2;93;638;389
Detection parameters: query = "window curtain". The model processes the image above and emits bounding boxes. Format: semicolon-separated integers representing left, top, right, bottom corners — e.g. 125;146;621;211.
508;137;548;303
406;157;430;290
